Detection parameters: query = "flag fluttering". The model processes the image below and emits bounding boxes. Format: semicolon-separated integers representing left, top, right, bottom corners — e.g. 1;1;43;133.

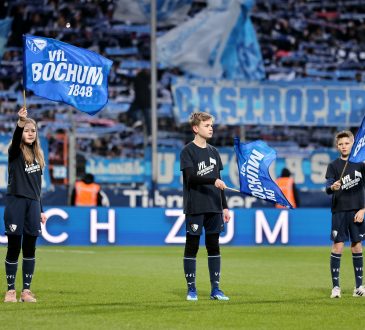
349;116;365;163
0;18;12;59
23;34;113;115
234;138;293;208
157;0;264;80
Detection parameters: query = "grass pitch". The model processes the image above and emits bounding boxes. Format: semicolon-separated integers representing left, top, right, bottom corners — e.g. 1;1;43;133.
1;246;365;329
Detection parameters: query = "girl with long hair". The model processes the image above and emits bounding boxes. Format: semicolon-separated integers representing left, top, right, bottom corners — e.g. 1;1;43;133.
3;107;47;303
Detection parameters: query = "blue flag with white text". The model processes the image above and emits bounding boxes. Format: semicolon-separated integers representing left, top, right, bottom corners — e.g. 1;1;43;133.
349;116;365;163
234;138;293;208
23;34;113;115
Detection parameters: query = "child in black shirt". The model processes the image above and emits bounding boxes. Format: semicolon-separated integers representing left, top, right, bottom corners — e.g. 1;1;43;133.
325;130;365;298
180;112;231;301
3;107;47;303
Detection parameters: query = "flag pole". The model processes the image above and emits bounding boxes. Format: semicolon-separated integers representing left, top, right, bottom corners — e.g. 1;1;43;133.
150;0;158;205
339;161;348;182
23;89;26;109
225;187;240;193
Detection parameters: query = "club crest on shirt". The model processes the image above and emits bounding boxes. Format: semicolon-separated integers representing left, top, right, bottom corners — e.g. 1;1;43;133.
24;161;41;174
190;224;199;232
9;224;17;232
341;172;362;190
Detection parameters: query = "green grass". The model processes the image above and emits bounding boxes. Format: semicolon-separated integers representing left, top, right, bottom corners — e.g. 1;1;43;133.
1;246;365;329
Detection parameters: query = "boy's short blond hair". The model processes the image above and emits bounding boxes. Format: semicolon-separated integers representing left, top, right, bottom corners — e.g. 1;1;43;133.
335;130;354;145
189;112;214;128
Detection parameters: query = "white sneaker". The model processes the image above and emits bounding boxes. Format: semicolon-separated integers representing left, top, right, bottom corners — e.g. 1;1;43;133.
353;285;365;297
330;286;341;298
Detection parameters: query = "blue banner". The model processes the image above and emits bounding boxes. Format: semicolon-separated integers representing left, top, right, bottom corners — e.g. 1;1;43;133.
23;35;113;115
234;139;292;208
349;116;365;163
0;135;51;191
0;18;12;59
0;207;332;246
85;156;145;183
171;78;365;126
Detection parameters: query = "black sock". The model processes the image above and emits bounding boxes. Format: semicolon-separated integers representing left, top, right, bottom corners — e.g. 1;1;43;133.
330;253;341;288
183;257;196;290
208;255;221;290
352;252;363;288
5;259;18;290
22;257;35;290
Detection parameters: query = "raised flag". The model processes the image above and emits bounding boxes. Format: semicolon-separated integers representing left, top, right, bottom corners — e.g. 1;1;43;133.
23;34;113;115
234;138;293;208
157;0;264;80
349;116;365;163
0;18;12;59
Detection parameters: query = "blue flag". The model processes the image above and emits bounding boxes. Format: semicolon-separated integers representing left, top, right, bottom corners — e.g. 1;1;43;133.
157;0;264;80
0;18;12;59
234;138;293;208
23;34;113;115
349;116;365;163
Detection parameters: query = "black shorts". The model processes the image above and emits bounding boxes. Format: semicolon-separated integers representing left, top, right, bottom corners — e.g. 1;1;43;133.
185;213;224;236
331;211;365;243
3;195;42;236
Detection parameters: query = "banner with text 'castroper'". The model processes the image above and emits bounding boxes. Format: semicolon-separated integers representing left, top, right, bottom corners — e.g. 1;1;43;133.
23;34;113;115
234;138;293;208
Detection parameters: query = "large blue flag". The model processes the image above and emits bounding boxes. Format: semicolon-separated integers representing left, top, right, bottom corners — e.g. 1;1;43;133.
349;116;365;163
157;0;264;80
234;138;293;208
0;18;12;59
23;34;113;115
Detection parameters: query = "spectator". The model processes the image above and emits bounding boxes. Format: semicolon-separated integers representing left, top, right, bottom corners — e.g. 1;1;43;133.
70;173;103;206
126;68;151;135
275;168;299;208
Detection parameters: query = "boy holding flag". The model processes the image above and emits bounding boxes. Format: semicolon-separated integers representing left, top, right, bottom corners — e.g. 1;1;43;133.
180;112;231;301
325;130;365;298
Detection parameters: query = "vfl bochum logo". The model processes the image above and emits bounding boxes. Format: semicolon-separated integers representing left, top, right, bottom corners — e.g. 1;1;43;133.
9;224;17;232
190;224;199;232
26;38;47;54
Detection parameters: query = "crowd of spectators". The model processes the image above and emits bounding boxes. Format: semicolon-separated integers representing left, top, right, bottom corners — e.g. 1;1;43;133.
0;0;364;183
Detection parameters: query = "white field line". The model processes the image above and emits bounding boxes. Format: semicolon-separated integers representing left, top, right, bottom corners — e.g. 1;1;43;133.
39;249;96;254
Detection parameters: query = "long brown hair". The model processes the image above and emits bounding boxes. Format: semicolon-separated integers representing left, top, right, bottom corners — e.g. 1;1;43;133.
19;118;45;169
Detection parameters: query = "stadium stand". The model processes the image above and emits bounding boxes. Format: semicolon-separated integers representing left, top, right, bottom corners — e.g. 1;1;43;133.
0;0;363;207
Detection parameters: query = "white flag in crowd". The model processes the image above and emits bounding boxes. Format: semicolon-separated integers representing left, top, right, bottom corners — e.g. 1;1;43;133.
157;0;265;80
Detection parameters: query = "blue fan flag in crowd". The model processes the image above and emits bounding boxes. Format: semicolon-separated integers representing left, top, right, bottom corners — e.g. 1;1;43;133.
234;138;293;208
348;115;365;163
0;18;12;59
157;0;264;80
23;34;113;115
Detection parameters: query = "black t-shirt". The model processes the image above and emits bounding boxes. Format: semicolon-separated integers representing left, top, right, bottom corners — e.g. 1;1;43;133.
325;158;365;213
7;125;42;201
180;141;224;215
